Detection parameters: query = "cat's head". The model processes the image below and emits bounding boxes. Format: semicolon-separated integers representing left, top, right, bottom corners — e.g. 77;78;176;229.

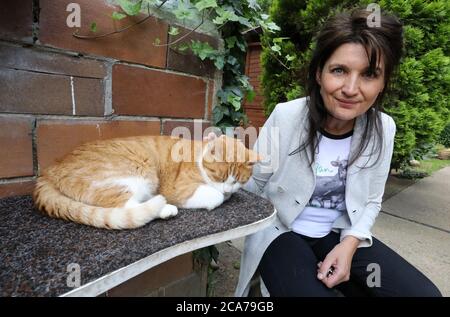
201;133;261;193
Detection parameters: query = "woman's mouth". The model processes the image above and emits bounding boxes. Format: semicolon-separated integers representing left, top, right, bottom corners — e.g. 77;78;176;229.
336;97;359;108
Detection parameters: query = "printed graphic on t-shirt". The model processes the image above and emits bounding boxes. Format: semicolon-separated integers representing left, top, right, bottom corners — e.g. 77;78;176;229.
307;156;348;211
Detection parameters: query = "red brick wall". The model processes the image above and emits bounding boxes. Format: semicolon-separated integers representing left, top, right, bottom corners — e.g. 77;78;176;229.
243;42;267;130
0;0;219;198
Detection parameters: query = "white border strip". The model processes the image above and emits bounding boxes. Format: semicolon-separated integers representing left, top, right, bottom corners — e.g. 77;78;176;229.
61;210;277;297
70;76;76;115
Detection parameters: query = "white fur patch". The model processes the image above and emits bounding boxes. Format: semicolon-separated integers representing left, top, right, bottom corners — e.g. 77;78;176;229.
93;177;156;204
183;185;225;210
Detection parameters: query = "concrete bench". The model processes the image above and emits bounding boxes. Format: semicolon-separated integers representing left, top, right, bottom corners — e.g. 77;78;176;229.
0;189;275;297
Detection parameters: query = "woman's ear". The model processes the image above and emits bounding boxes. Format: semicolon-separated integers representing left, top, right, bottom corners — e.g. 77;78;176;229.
316;69;322;85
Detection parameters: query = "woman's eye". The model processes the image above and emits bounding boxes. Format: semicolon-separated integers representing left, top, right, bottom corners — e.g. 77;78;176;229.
363;71;378;79
331;67;344;75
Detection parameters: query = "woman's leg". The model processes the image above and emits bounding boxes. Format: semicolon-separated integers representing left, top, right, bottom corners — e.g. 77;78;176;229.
258;232;337;297
310;232;442;297
349;236;442;297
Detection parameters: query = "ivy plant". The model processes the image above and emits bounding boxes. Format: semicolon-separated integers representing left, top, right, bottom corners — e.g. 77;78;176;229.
79;0;282;130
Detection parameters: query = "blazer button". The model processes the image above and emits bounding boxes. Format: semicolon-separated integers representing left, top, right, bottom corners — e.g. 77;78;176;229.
277;186;285;193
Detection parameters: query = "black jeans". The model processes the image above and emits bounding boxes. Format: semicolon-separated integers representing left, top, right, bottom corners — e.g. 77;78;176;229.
259;231;442;297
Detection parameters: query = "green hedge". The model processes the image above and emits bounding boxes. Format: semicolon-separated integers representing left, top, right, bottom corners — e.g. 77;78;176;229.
261;0;450;167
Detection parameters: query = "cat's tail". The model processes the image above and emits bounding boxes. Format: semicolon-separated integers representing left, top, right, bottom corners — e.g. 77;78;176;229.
33;176;167;229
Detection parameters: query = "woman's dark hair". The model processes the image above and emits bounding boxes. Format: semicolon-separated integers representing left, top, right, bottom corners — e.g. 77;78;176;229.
294;8;403;169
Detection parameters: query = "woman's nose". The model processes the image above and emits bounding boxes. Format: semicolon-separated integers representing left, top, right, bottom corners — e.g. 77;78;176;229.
341;75;359;96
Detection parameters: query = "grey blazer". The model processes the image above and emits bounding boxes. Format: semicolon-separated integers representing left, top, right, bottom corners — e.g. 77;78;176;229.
235;97;396;296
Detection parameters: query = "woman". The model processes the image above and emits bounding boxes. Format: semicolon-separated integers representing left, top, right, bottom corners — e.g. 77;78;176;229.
235;9;442;297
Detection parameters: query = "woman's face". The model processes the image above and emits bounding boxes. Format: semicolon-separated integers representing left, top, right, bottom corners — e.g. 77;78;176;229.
317;43;385;125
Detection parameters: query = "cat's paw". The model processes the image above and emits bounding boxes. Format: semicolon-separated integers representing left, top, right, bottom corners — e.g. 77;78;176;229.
145;195;167;211
159;204;178;219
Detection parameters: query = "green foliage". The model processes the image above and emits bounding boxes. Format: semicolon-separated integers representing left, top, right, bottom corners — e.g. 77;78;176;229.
261;0;450;167
98;0;280;130
439;122;450;147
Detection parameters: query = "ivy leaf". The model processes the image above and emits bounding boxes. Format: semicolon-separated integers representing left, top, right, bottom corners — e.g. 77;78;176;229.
176;43;190;52
227;55;238;66
238;17;253;28
168;26;180;36
246;89;256;103
112;12;127;20
190;40;217;60
153;37;161;45
228;94;243;111
212;106;225;123
236;39;246;52
265;21;281;32
173;2;196;21
247;0;261;11
213;7;239;25
213;55;225;70
195;0;218;12
271;44;282;55
225;36;237;49
118;0;142;16
90;22;97;33
286;54;296;62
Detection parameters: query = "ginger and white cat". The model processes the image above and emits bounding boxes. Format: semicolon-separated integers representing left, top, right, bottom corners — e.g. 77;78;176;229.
33;133;259;230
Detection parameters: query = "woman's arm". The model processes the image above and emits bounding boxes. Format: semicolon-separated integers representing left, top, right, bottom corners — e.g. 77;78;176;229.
340;116;396;247
243;105;280;197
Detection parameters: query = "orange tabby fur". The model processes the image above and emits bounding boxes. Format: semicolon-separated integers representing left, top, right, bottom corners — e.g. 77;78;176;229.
33;134;259;229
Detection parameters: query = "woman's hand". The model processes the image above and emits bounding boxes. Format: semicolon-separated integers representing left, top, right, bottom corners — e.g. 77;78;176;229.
316;235;360;288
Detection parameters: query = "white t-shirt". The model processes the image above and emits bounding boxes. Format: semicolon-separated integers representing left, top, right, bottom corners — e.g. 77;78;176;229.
292;129;353;238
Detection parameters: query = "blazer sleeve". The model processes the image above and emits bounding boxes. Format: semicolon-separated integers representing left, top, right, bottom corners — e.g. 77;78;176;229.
243;105;280;197
341;116;396;247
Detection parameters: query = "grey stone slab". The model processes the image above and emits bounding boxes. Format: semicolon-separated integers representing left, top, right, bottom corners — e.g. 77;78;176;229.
381;167;450;232
373;212;450;296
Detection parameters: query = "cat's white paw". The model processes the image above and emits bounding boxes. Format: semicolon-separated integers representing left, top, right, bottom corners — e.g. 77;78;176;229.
144;195;167;211
159;204;178;219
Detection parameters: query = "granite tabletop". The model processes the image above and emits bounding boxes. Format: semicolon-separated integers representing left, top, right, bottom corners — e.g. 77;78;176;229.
0;189;275;297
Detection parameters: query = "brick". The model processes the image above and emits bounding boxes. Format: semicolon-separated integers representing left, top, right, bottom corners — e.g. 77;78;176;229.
0;68;104;116
39;0;168;68
73;77;105;116
0;43;106;78
107;253;193;297
162;120;211;141
113;65;207;118
0;180;35;199
0;0;33;42
167;27;218;78
0;117;34;178
207;80;215;121
36;119;161;170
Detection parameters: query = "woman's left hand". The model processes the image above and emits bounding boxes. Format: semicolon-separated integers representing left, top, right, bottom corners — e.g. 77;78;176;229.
316;235;360;288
